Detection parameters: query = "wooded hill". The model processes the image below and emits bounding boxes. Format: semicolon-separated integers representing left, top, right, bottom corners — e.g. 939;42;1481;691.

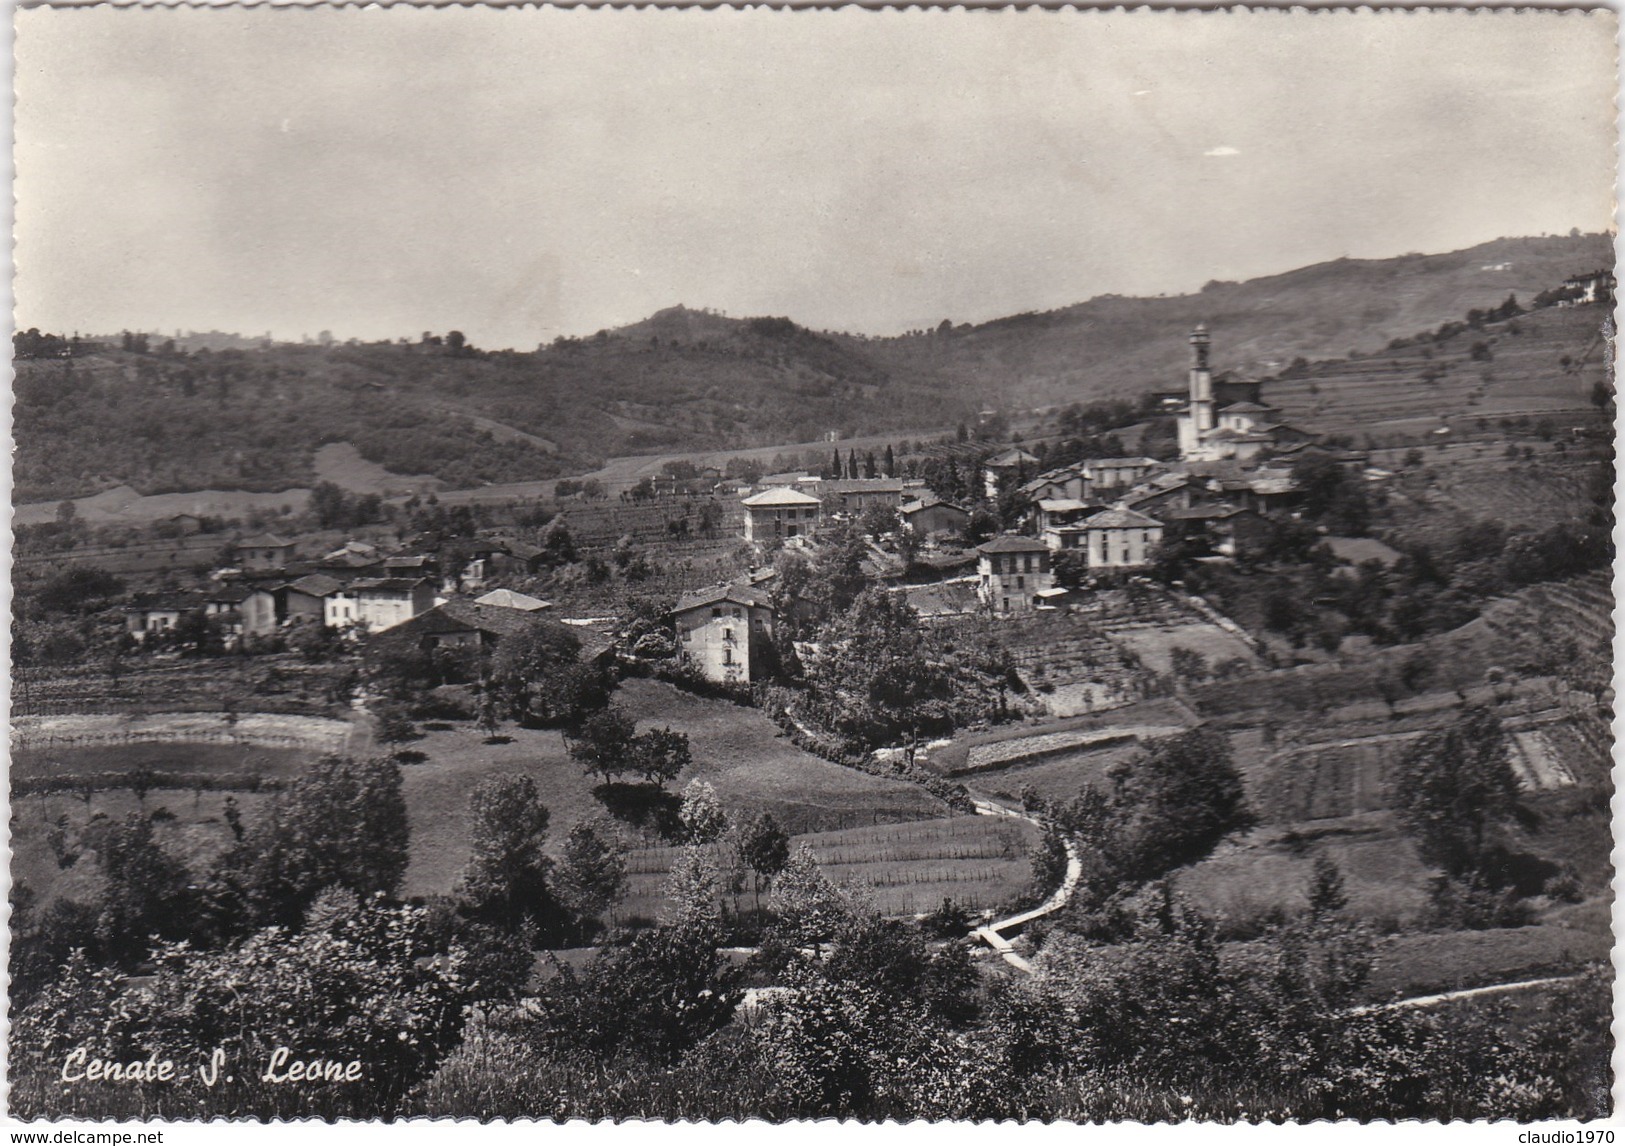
15;233;1611;502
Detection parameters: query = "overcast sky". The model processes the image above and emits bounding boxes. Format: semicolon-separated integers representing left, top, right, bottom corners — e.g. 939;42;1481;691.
14;7;1618;349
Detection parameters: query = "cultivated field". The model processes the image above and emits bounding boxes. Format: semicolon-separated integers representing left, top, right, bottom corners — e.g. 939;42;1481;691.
1109;621;1261;678
398;677;949;898
12;788;277;908
616;814;1039;923
1263;304;1608;436
1176;816;1434;930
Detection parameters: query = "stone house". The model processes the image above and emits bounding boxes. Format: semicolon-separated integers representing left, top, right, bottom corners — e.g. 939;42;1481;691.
673;582;777;684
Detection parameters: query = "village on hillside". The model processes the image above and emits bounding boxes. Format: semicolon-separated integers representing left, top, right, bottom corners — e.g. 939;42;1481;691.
10;260;1616;1120
9;1;1618;1124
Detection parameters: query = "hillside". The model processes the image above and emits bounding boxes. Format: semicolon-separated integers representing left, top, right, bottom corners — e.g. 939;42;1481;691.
1265;302;1612;437
848;233;1614;409
12;309;965;503
13;233;1611;502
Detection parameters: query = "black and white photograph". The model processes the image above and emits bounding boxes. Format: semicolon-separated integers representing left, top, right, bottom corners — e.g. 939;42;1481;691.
6;3;1618;1125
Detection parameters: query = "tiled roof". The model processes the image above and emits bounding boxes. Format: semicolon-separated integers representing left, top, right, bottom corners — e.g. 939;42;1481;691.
346;577;431;592
976;534;1049;554
1037;498;1091;513
475;588;551;612
674;582;774;614
387;599;553;641
743;487;822;507
284;573;346;597
903;581;981;618
1087;456;1158;469
822;478;907;494
901;493;967;515
1217;401;1276;414
127;591;204;613
1082;508;1163;529
237;533;292;548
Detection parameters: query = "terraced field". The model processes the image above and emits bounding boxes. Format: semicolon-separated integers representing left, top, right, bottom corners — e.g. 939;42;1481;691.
1265;304;1609;437
12;657;356;718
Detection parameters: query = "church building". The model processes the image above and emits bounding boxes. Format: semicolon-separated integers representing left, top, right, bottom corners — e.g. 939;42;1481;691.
1176;325;1307;462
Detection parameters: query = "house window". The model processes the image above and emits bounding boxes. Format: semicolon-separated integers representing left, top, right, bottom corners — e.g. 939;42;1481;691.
1023;555;1033;573
752;617;764;631
1002;597;1010;611
712;607;722;618
1017;575;1025;589
723;648;733;665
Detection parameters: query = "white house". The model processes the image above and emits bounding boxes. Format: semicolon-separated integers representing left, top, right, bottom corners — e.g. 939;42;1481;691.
1077;508;1165;570
324;576;436;633
673;582;777;683
975;534;1053;615
742;487;822;544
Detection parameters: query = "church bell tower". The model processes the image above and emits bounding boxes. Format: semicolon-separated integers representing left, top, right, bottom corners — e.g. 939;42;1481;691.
1188;323;1213;435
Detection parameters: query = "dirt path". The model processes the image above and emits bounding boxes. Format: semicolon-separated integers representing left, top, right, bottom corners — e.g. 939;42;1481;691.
1347;975;1581;1016
969;798;1081;973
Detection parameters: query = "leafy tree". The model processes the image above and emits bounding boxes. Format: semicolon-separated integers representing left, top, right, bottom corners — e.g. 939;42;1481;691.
36;567;124;613
13;895;478;1117
489;621;586;722
552;821;626;939
523;922;743;1065
217;755;410;932
1052;728;1252;896
373;700;419;744
1307;854;1348;917
1290;456;1371;536
664;845;722;924
679;779;729;844
740;812;791;912
476;688;504;740
634;726;692;787
458;773;555;934
803;588;955;749
859;501;897;539
566;706;638;781
80;813;195;968
1390;707;1519;878
961;507;1000;547
535;517;578;567
768;845;854;953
